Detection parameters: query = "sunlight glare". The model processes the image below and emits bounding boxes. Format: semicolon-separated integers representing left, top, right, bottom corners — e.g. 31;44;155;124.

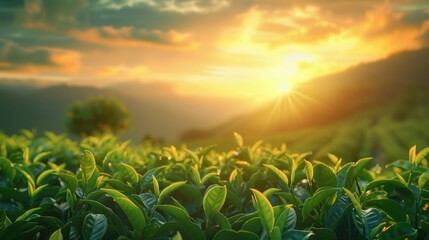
278;82;294;95
283;53;315;63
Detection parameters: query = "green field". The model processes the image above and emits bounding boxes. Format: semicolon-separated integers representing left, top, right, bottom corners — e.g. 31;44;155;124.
0;131;428;239
185;106;429;167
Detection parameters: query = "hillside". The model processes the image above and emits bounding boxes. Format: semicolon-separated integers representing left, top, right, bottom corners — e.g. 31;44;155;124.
182;47;429;163
182;47;429;139
0;82;247;142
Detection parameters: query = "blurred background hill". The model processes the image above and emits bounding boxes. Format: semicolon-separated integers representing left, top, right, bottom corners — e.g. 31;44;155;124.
0;80;247;142
181;47;429;163
1;47;429;164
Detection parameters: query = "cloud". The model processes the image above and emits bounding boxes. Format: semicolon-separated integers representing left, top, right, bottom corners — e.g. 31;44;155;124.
352;2;429;53
223;2;429;50
218;5;342;50
0;40;80;73
269;21;341;48
70;26;198;49
360;3;429;44
14;0;88;30
212;1;429;92
99;0;230;13
95;65;149;78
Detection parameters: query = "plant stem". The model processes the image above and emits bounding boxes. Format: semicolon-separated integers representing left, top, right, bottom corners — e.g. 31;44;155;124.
355;179;362;196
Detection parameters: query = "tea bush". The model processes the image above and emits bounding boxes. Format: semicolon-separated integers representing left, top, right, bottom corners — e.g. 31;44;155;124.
0;131;428;239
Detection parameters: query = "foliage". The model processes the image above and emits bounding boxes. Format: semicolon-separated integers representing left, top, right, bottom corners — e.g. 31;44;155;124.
66;97;130;136
0;131;428;239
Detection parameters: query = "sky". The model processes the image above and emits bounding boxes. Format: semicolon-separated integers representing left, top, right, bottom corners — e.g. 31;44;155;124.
1;0;429;101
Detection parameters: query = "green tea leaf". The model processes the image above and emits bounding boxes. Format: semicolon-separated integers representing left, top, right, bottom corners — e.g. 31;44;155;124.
233;132;244;148
80;150;96;182
281;230;313;240
79;199;126;235
172;231;183;240
0;210;12;229
302;187;338;220
284;208;297;231
101;188;145;235
83;213;108;240
343;188;362;217
48;229;63;240
202;172;219;185
33;151;51;163
352;208;382;240
23;147;30;166
157;205;205;240
324;194;351;228
203;185;227;220
263;188;281;198
274;206;290;233
16;207;42;221
409;145;416;165
0;157;16;181
213;212;231;230
0;221;44;240
53;172;78;193
199;144;217;156
241;217;262;233
250;188;274;234
119;163;139;186
310;228;336;240
365;180;414;206
366;199;407;222
303;160;313;182
152;175;160;197
264;164;289;187
103;179;134;194
377;222;417;240
270;226;281;240
366;179;409;191
14;164;36;193
313;163;337;188
184;149;200;165
415;146;429;165
32;184;49;200
190;167;201;185
344;158;372;190
159;181;186;204
296;152;312;165
36;169;55;186
418;170;429;190
212;229;259;240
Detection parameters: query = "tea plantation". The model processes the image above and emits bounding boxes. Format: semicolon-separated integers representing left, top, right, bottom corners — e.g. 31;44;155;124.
0;131;428;239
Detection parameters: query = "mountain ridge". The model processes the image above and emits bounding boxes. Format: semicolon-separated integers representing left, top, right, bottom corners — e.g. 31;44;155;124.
181;47;429;140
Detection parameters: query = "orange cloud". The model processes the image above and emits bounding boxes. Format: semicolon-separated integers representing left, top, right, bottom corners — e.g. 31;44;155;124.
70;26;199;49
209;1;429;98
0;40;80;73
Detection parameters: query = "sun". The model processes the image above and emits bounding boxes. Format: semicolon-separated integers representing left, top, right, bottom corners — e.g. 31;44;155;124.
278;82;294;95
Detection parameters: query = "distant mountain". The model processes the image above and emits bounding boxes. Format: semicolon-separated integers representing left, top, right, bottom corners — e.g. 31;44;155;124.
0;81;248;141
0;78;56;94
107;81;249;128
181;47;429;140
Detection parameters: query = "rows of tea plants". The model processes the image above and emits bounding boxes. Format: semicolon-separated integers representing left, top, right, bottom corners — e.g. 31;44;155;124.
1;131;429;239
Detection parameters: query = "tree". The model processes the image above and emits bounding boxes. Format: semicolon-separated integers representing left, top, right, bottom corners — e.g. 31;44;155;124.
66;97;130;136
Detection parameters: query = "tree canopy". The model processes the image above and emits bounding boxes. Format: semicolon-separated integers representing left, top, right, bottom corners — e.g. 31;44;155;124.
66;97;130;136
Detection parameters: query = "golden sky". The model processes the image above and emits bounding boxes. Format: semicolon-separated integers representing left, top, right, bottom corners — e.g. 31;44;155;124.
1;0;429;101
